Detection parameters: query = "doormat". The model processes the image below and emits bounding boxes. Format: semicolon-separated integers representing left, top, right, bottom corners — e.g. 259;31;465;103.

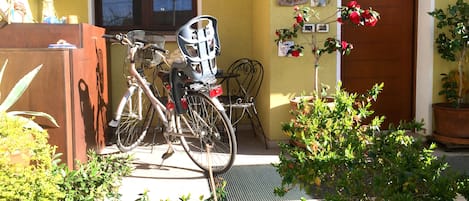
217;164;318;201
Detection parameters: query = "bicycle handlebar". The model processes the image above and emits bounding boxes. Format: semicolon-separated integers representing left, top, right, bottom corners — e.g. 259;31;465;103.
102;33;125;42
102;33;169;54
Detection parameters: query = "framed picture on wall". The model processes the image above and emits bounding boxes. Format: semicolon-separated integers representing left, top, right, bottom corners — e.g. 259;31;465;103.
302;24;315;33
311;0;327;7
278;40;294;56
316;24;329;32
278;0;308;6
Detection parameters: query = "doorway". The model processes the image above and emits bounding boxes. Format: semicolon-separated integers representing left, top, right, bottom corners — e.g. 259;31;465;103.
341;0;416;127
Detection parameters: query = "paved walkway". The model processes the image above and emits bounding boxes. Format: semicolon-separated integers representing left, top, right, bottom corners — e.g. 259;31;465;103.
103;129;280;201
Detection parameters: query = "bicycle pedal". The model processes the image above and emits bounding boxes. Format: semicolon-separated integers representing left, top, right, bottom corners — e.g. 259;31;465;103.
161;149;174;160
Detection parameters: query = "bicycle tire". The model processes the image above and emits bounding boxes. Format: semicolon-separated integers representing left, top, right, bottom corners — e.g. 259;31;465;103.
114;85;155;152
179;92;237;174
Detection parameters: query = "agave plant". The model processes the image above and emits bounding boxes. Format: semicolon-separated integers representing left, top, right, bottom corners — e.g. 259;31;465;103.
0;59;58;128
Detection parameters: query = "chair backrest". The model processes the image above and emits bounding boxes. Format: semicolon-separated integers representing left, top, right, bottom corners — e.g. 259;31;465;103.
176;15;221;84
227;58;264;101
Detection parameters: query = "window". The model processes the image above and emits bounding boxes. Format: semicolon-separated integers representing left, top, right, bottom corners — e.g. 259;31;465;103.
95;0;197;34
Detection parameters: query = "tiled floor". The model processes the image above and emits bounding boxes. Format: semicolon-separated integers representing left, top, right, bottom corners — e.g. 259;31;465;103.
103;128;280;201
103;129;469;201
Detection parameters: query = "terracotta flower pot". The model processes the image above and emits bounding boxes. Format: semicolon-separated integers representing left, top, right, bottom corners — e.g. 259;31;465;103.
1;132;35;167
8;149;31;166
432;103;469;144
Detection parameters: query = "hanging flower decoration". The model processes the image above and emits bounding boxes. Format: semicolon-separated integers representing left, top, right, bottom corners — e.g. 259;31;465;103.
275;1;380;52
339;1;380;27
275;28;298;43
274;0;380;94
317;38;353;56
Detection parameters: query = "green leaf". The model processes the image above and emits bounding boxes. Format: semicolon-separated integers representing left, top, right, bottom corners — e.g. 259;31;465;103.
0;60;7;102
7;111;59;127
0;64;43;111
0;59;7;90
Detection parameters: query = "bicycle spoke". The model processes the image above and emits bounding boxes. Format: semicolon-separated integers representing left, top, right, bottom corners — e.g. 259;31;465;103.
115;87;155;152
179;93;236;174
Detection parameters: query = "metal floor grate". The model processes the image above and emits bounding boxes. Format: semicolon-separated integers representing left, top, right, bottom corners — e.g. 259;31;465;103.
217;164;317;201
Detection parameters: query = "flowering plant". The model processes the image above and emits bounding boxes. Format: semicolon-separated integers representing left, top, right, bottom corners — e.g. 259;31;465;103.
275;28;298;44
275;1;380;94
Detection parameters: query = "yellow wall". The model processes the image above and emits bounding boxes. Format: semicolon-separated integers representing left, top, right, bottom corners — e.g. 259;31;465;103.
54;1;88;23
201;0;253;70
252;1;271;142
268;2;339;141
28;0;88;23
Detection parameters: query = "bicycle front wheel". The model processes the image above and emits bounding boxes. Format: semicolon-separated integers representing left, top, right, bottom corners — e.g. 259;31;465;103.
114;86;155;152
180;92;237;174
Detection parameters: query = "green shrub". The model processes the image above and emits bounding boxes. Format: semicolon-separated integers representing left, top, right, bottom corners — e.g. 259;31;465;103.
58;151;134;201
0;113;134;201
0;112;64;201
275;82;468;200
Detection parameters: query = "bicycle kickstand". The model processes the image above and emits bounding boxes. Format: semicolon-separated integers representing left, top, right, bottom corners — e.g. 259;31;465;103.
158;134;176;168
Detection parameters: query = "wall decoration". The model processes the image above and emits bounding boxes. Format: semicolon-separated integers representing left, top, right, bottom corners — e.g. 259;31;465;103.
316;24;329;33
302;24;315;33
278;41;294;56
311;0;327;7
278;0;308;6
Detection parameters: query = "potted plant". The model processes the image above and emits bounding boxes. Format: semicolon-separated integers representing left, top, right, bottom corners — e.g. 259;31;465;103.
275;1;380;100
428;0;469;145
274;82;469;200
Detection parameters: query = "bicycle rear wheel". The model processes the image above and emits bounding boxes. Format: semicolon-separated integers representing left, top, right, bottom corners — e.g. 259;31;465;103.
114;86;155;152
179;92;237;174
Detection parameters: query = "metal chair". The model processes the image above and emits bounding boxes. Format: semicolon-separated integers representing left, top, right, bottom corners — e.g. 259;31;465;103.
219;58;267;148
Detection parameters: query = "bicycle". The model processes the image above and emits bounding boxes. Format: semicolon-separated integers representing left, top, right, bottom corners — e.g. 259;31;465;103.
104;15;237;174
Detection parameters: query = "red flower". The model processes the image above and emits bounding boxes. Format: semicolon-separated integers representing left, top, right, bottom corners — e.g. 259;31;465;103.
296;14;303;23
347;1;360;8
365;16;378;27
361;9;371;18
337;17;343;24
341;41;349;49
291;50;301;57
349;11;361;24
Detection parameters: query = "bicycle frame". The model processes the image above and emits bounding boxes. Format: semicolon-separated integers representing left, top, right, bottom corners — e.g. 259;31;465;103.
105;15;237;175
119;41;226;140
